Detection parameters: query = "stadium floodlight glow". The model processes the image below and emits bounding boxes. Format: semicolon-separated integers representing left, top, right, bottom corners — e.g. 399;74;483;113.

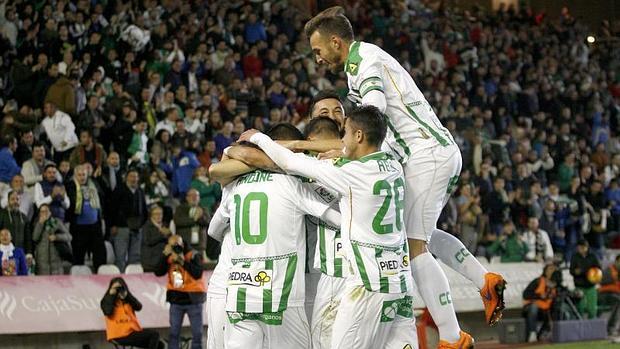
587;36;596;43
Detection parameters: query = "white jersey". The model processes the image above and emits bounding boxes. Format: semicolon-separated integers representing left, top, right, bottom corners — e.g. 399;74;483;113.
345;41;455;163
250;133;413;294
220;170;332;315
207;187;232;297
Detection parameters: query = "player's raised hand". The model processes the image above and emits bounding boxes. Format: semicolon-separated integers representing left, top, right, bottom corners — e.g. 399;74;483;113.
239;129;261;143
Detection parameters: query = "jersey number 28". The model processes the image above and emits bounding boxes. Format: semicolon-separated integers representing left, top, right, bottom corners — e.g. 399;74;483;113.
372;178;404;234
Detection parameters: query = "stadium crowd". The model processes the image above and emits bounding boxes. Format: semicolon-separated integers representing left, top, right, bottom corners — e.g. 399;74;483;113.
0;0;617;278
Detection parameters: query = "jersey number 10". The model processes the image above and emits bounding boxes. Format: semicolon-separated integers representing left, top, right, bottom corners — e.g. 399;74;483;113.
233;192;268;245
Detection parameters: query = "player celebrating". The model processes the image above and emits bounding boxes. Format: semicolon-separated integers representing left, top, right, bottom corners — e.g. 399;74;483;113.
217;124;341;349
303;6;506;348
240;105;417;349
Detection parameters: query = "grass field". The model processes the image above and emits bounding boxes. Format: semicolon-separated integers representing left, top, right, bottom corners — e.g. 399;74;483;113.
530;340;617;349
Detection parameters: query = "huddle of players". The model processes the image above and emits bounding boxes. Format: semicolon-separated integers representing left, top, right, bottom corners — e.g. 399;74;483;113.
204;6;508;349
207;97;416;349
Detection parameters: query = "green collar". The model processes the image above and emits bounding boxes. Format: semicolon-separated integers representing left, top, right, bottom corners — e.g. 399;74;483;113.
344;41;361;75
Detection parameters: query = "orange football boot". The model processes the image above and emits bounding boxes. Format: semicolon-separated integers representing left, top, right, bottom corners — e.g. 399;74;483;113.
480;272;507;326
438;330;475;349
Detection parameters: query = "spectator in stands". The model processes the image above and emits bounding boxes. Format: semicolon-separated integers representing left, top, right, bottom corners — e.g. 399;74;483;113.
1;175;34;220
155;108;178;136
101;277;164;349
570;239;602;319
21;141;57;193
34;164;70;222
0;191;32;266
214;121;234;156
599;254;620;339
0;136;21;191
69;129;107;171
0;228;28;276
66;165;106;273
173;189;209;259
170;142;199;199
456;183;483;252
14;130;35;166
127;120;149;168
523;263;558;342
483;177;511;235
523;216;554;262
539;199;565;257
143;169;172;219
141;205;171;273
488;220;528;262
111;169;147;272
44;64;76;116
155;235;205;349
190;166;221;215
33;204;71;275
41;102;78;164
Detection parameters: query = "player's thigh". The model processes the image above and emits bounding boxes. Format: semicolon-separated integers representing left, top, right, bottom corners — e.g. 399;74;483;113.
384;315;419;349
224;317;264;349
404;145;461;242
207;294;226;349
330;286;398;349
266;307;310;349
311;276;346;349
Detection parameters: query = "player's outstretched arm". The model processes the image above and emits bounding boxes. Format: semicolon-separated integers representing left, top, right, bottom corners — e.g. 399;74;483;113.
227;145;281;172
208;158;254;186
240;129;350;195
277;139;343;153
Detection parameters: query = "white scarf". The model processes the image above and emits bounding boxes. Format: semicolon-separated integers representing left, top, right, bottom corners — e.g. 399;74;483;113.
0;243;15;261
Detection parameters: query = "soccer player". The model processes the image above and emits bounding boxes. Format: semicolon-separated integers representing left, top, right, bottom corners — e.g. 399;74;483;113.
239;105;418;349
303;7;506;347
217;124;341;349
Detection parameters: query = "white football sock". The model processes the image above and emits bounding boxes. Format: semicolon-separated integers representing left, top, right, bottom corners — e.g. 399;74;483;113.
411;251;461;343
428;229;487;290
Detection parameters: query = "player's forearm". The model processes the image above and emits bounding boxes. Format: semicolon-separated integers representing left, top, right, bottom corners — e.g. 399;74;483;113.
227;145;281;172
278;139;343;153
251;134;308;176
208;159;254;184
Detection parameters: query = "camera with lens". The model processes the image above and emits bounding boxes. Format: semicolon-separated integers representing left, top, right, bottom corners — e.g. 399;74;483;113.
116;285;126;294
172;245;184;254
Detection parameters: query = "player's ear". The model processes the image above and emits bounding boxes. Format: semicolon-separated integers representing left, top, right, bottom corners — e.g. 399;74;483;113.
330;35;340;49
355;129;363;143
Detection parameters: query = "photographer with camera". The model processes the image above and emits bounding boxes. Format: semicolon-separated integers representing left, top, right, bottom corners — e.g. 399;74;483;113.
101;277;164;349
154;235;205;349
523;263;558;342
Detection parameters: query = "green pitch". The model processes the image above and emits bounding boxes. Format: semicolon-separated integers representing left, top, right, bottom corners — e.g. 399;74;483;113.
530;340;616;349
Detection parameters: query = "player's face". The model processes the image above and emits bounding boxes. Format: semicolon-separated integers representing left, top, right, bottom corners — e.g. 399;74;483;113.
311;98;344;127
310;32;344;74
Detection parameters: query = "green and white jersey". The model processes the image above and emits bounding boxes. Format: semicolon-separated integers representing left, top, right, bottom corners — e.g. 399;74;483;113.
220;170;332;314
304;181;348;278
344;41;455;163
250;133;414;295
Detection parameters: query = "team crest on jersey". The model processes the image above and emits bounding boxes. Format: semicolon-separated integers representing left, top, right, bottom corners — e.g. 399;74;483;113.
348;62;359;75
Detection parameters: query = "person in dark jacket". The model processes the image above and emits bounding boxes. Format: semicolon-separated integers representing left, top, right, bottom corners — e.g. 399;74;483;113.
141;205;170;272
570;239;601;319
101;277;163;349
0;136;21;185
66;165;106;272
110;168;147;272
155;235;205;349
33;204;72;275
523;263;558;342
173;189;209;258
0;190;32;260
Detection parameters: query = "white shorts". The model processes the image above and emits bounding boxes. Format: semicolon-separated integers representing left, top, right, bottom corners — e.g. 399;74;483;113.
224;306;310;349
311;274;347;349
305;272;322;323
330;285;418;349
207;293;226;349
404;144;462;243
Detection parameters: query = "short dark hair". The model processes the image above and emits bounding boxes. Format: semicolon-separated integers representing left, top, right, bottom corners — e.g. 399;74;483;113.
44;163;57;172
346;105;387;148
32;141;46;149
266;123;304;141
304;117;341;140
310;89;342;115
304;6;354;41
